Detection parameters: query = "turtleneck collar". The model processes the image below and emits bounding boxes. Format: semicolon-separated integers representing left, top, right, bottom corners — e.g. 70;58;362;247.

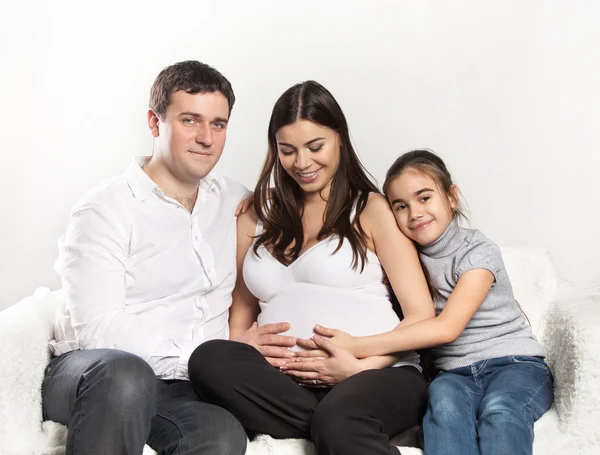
419;218;463;258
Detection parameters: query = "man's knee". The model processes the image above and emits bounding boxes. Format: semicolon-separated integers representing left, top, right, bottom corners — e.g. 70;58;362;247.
85;350;157;414
176;405;247;455
200;406;247;455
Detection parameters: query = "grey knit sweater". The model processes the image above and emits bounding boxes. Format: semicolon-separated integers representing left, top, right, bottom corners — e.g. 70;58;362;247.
419;219;544;371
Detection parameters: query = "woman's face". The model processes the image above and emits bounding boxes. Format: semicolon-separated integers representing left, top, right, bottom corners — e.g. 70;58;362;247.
275;120;341;197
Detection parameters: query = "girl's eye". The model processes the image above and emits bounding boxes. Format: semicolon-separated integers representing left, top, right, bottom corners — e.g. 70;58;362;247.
420;196;430;203
308;145;323;152
395;204;407;211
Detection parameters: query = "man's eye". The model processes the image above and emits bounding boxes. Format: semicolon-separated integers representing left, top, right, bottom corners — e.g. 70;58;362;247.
213;122;226;129
183;118;196;125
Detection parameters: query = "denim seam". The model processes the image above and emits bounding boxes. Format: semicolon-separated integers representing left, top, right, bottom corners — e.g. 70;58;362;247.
470;364;486;394
521;372;553;418
72;374;88;455
462;389;479;445
511;356;550;371
154;411;188;452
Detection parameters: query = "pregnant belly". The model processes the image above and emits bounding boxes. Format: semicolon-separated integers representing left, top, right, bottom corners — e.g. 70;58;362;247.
257;288;401;352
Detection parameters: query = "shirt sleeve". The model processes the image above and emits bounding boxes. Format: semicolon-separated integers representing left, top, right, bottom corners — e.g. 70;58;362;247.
455;239;503;283
55;195;198;378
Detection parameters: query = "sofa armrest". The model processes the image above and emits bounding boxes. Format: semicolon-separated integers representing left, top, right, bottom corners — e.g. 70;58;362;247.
541;288;600;449
0;288;62;453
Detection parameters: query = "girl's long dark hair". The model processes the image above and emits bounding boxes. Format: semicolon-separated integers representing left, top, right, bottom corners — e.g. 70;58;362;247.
253;81;379;270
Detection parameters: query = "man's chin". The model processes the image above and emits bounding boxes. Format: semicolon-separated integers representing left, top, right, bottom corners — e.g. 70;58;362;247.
190;167;216;182
167;154;219;184
184;161;217;180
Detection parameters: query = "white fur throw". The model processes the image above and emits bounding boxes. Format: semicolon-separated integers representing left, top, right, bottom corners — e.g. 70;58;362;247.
1;249;599;455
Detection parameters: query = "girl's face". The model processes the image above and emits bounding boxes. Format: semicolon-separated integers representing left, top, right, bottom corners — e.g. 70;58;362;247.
275;120;341;198
386;169;457;246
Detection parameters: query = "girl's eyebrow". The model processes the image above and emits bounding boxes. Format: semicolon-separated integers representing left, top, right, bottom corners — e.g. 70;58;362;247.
390;187;434;205
415;187;434;196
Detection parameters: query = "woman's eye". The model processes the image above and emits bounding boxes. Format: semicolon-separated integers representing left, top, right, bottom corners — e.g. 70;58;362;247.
420;196;430;203
280;149;295;156
308;145;323;152
395;204;407;211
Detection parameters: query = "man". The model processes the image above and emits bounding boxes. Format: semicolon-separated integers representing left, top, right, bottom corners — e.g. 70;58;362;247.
43;61;294;455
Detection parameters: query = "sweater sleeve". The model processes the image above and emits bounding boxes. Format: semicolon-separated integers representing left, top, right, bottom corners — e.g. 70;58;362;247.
455;234;503;283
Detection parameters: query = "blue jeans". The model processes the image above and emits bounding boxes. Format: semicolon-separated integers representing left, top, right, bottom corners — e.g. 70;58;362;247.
422;355;554;455
42;349;247;455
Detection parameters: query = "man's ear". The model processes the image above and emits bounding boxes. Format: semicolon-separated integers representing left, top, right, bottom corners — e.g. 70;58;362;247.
449;184;459;209
147;109;160;138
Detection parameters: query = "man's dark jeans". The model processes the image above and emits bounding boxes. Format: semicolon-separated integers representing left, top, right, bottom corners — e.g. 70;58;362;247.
42;349;247;455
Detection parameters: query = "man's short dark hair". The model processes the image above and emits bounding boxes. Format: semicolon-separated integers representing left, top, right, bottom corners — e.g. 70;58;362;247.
149;60;235;117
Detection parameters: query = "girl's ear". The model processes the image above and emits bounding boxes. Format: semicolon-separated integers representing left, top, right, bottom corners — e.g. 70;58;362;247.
449;184;459;210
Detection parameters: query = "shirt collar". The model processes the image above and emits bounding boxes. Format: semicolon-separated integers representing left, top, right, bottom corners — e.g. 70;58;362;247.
125;156;221;202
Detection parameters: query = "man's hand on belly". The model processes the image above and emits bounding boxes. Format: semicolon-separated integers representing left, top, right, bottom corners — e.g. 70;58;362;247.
235;322;297;367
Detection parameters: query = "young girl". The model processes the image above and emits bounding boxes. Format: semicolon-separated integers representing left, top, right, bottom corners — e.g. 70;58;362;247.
291;149;554;455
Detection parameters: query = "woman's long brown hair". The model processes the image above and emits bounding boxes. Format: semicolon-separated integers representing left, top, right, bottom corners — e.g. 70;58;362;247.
252;81;379;271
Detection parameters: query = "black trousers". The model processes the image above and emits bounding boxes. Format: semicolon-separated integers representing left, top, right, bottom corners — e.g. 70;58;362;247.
189;340;427;455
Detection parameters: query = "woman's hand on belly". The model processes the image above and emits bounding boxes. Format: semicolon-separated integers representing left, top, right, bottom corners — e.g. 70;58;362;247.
280;334;364;386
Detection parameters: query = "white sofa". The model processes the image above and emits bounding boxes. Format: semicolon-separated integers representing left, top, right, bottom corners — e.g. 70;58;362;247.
1;248;599;455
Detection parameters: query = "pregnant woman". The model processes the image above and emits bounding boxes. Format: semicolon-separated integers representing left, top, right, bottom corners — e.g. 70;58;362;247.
188;81;435;455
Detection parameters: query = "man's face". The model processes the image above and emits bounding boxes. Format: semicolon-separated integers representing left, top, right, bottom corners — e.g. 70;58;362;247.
149;90;230;183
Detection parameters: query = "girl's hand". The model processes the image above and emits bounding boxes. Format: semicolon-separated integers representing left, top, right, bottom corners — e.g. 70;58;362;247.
280;335;364;387
295;325;356;359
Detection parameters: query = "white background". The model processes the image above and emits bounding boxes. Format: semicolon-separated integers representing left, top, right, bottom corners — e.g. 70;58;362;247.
1;0;599;309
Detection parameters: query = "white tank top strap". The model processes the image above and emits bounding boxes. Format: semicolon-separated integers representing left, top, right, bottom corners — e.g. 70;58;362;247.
254;218;263;237
350;200;358;222
350;192;371;224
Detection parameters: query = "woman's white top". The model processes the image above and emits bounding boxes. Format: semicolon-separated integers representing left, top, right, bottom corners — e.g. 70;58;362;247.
243;223;420;369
